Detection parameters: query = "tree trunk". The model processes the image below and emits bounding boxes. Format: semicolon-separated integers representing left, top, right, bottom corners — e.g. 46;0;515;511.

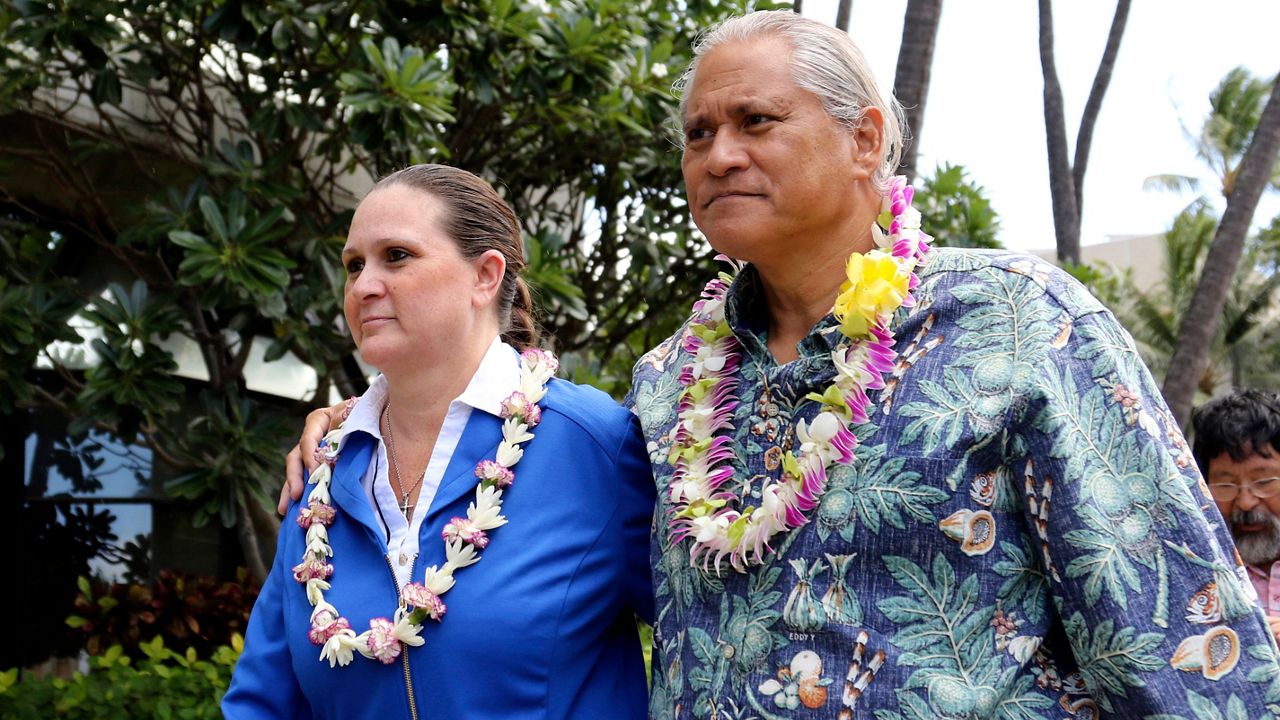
247;494;282;572
1037;0;1081;265
1071;0;1131;219
1162;76;1280;426
892;0;943;183
235;497;269;583
835;0;853;32
792;0;803;14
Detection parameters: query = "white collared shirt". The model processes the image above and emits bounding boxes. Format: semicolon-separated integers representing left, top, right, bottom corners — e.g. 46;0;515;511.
337;336;521;588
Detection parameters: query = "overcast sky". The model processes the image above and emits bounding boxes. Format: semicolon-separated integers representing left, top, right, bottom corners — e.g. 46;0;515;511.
796;0;1280;253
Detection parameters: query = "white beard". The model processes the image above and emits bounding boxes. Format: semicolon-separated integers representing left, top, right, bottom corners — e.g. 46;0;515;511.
1231;508;1280;568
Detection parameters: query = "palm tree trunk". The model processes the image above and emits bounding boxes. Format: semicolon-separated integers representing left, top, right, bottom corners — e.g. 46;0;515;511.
1071;0;1131;219
892;0;943;183
835;0;853;31
1038;0;1081;266
1163;76;1280;426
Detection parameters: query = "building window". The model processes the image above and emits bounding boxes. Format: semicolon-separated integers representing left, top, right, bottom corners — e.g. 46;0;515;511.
23;418;159;584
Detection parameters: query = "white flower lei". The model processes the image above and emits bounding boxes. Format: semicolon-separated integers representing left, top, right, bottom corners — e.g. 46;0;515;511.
293;348;558;667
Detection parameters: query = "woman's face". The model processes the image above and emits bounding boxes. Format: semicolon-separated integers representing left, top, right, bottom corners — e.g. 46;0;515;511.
342;185;500;372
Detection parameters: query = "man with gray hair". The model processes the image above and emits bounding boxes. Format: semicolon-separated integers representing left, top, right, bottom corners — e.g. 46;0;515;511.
630;9;1278;718
1193;388;1280;645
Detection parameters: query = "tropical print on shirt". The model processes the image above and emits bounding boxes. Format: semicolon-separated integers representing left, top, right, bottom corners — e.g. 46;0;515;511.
630;248;1280;720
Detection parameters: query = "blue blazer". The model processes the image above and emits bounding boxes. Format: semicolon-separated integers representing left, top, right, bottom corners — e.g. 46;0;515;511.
224;379;655;719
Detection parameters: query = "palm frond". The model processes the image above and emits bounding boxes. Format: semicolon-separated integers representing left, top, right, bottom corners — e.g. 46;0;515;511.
1142;174;1201;194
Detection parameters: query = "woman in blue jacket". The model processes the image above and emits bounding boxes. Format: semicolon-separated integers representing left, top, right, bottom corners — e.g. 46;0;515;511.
223;164;654;719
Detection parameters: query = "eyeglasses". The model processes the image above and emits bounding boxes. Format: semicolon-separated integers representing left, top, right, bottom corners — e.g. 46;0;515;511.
1208;477;1280;501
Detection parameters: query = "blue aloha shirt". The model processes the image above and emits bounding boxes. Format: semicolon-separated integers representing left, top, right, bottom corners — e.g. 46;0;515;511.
630;248;1280;720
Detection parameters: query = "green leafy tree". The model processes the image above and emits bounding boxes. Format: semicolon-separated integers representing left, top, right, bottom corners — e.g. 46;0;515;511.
1083;202;1280;395
1146;66;1280;199
0;0;777;585
1078;67;1280;409
914;163;1003;249
1162;71;1280;424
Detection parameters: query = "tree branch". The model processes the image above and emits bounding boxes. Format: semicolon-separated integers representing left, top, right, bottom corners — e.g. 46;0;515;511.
835;0;853;32
892;0;943;183
1071;0;1131;219
1037;0;1080;265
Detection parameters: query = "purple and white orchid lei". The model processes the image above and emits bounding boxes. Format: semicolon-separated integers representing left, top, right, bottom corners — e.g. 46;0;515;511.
294;348;558;667
667;176;931;573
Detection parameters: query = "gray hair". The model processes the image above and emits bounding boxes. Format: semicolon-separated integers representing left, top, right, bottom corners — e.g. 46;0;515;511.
674;10;907;191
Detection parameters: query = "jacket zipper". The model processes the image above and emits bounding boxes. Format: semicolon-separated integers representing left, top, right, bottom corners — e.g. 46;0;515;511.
384;555;420;720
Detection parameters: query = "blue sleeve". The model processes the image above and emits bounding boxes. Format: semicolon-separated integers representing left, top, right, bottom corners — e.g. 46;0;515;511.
1028;305;1280;714
222;499;311;719
617;413;657;625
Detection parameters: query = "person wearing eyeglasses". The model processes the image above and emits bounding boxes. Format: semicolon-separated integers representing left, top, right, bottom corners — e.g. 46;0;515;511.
1193;387;1280;643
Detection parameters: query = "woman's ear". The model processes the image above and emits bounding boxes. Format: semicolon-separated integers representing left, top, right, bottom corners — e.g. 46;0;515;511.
471;249;507;310
850;107;884;179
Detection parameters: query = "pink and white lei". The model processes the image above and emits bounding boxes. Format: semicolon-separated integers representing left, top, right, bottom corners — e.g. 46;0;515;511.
294;348;558;667
667;177;930;573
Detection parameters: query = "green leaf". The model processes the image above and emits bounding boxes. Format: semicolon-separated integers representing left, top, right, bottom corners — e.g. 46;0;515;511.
198;196;228;243
271;18;290;50
167;230;210;251
1185;689;1224;720
1064;613;1164;713
91;67;122;106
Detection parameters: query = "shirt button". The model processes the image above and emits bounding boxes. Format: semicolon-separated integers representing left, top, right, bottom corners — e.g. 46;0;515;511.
399;553;409;566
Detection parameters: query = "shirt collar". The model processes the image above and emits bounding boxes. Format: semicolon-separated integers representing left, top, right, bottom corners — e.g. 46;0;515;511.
337;336;520;447
342;375;389;445
723;263;844;363
456;336;522;417
1246;560;1280;580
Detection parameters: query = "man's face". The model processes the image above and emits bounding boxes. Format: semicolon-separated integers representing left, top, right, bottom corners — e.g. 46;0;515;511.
1209;447;1280;567
679;36;874;265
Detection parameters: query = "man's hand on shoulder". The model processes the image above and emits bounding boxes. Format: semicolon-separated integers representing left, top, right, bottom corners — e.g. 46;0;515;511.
280;401;348;514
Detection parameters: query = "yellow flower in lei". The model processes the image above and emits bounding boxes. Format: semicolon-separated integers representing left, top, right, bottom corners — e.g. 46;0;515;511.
666;177;930;572
833;249;914;340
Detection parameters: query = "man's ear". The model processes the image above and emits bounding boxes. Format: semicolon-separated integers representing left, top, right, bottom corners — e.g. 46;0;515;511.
472;249;507;310
850;107;884;180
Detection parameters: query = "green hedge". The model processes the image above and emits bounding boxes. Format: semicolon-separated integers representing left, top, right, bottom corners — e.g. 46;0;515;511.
0;636;240;719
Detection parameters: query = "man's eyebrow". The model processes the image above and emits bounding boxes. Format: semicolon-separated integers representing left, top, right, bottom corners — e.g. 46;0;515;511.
731;98;774;113
683;97;787;130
